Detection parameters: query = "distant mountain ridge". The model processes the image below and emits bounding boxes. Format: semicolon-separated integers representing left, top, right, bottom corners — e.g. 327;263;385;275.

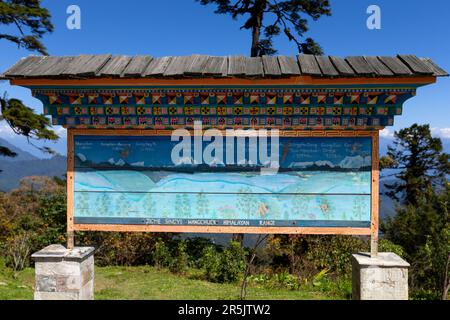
0;138;39;161
0;138;66;191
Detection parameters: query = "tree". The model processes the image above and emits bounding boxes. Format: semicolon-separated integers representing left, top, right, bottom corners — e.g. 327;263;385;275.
0;1;56;160
0;0;53;55
197;0;331;57
0;97;58;155
380;124;450;206
382;184;449;299
380;124;450;299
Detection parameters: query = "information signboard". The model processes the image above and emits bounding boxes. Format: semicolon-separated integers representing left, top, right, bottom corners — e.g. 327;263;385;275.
68;129;378;235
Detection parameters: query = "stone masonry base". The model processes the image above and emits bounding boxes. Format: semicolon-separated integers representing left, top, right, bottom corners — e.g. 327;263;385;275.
352;252;410;300
31;245;95;300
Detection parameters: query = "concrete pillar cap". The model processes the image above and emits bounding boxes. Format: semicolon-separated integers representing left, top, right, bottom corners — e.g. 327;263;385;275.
352;252;410;268
32;245;95;263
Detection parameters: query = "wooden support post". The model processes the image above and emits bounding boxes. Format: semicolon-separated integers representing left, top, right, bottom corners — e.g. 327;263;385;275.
67;231;74;250
370;233;378;257
370;131;380;258
67;128;75;249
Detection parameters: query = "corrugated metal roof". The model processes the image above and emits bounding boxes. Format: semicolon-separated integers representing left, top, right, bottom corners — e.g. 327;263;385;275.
1;54;448;79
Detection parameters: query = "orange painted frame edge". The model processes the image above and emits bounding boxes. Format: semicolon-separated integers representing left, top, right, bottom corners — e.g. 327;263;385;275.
11;75;436;87
67;128;379;236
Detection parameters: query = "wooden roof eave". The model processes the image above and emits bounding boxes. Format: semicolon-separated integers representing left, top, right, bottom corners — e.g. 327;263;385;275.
9;75;437;88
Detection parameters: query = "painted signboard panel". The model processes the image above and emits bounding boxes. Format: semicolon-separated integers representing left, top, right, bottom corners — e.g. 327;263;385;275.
72;134;372;228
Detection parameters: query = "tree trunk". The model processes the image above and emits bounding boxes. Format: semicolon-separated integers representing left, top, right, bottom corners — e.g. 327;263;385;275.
443;253;450;300
250;0;267;57
232;233;244;243
250;25;261;57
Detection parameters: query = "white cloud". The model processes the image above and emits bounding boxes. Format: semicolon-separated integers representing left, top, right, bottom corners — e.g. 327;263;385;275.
0;121;15;137
0;122;67;139
380;128;394;138
431;127;450;139
53;126;67;138
380;127;450;140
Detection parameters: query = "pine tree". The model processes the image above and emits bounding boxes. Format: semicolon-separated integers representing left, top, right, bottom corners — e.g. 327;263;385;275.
182;194;191;218
197;193;210;218
0;0;53;54
381;124;450;206
197;0;331;56
142;193;156;217
380;124;450;299
0;1;56;159
75;192;89;216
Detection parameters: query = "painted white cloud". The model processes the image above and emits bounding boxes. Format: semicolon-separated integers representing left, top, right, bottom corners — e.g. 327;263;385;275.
77;153;86;162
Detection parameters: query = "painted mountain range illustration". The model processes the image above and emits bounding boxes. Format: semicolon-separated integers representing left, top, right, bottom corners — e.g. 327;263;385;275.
74;152;371;172
73;136;373;224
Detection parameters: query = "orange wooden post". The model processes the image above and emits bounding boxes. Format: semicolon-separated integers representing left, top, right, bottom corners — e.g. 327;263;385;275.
370;131;380;257
67;128;75;249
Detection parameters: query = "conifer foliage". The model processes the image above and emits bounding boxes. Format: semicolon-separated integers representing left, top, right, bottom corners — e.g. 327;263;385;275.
197;0;331;56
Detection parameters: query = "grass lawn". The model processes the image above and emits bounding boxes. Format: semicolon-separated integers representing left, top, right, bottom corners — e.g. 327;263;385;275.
0;264;349;300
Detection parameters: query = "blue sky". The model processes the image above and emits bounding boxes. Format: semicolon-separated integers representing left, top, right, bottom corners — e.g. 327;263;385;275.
1;0;449;156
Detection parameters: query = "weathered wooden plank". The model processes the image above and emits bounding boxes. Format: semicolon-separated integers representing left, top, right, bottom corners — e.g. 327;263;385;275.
364;56;394;76
298;54;321;76
228;56;246;76
346;56;376;76
164;56;195;76
122;55;152;77
315;56;339;76
262;55;281;76
329;56;355;76
26;56;76;76
144;56;172;76
244;57;264;76
4;56;46;76
377;56;412;76
420;58;449;77
203;56;228;76
16;56;51;76
4;54;446;79
277;56;301;75
64;55;90;75
398;55;434;74
97;55;132;76
62;54;112;76
184;55;210;75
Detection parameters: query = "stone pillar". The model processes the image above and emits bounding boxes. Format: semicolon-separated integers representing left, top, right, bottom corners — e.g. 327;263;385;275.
352;252;409;300
31;244;95;300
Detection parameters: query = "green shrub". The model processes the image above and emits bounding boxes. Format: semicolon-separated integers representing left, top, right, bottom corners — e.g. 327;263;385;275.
219;241;246;283
169;240;190;274
248;272;300;290
199;245;222;282
199;241;246;283
185;237;216;268
4;231;33;271
305;235;367;276
273;272;300;290
378;238;406;258
153;239;173;269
